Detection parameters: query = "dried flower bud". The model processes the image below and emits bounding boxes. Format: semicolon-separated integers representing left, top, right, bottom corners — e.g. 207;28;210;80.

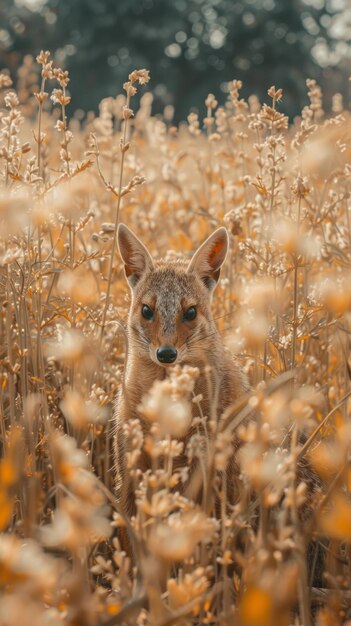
268;85;283;102
128;68;150;85
4;91;19;109
0;73;12;89
53;67;70;87
60;390;107;428
34;91;49;104
123;106;134;120
36;50;50;66
149;511;217;561
139;380;192;438
205;93;218;110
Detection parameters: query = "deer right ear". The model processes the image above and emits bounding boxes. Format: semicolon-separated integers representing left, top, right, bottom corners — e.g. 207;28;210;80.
117;224;153;287
187;227;229;291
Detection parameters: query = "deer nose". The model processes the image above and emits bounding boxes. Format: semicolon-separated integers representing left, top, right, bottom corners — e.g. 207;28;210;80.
156;346;177;364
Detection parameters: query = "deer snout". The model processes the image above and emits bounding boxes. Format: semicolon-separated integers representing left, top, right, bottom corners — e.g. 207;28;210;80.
156;346;177;364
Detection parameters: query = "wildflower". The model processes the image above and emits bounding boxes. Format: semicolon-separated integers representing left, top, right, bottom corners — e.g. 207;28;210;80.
4;91;19;109
205;93;218;110
51;88;71;106
167;568;209;610
258;103;288;130
58;268;99;305
128;69;150;85
267;85;283;102
53;67;70;87
149;511;217;561
36;50;53;79
320;494;351;540
139;366;198;438
291;175;310;198
239;585;274;626
319;271;351;314
239;444;287;490
60;390;107;429
0;73;12;88
51;433;88;482
0;535;57;593
42;497;111;550
188;111;201;136
214;431;234;471
46;329;87;364
36;50;50;66
229;79;242;101
123;69;150;96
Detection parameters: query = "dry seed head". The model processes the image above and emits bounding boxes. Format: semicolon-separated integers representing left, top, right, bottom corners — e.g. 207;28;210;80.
309;441;344;479
187;111;201;136
42;497;111;550
128;68;150;85
267;85;283;102
60;390;107;429
167;568;209;610
290;175;310;198
137;489;178;517
0;535;58;594
58;269;99;305
236;309;270;347
139;379;192;438
240;444;288;489
144;436;184;460
52;433;88;480
319;494;351;541
0;73;12;88
149;511;217;561
229;79;242;101
271;218;300;255
258;104;288;130
123;106;134;120
36;50;50;66
205;93;218;110
4;91;19;109
241;277;277;312
53;67;70;87
51;88;71;106
332;92;343;114
46;329;87;364
318;271;351;315
261;392;290;430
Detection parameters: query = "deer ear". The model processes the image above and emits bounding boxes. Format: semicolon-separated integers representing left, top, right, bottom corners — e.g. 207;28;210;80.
187;227;229;290
117;224;154;287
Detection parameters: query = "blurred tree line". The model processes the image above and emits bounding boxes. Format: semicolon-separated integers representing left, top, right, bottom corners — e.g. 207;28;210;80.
0;0;350;120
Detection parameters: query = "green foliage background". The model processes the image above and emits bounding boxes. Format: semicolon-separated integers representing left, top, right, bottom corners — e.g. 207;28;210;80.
0;0;350;120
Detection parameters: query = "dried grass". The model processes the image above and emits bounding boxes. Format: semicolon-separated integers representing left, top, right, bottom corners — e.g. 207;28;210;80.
0;52;350;626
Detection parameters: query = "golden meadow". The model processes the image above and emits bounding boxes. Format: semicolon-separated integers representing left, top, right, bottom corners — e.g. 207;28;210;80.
0;51;351;626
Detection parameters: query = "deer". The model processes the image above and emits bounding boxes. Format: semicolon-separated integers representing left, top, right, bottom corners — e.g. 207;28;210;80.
113;223;250;518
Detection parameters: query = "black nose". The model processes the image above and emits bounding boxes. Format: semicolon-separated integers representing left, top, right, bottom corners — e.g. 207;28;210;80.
156;346;177;364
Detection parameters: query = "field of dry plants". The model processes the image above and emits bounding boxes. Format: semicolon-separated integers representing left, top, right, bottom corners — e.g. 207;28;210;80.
0;50;351;626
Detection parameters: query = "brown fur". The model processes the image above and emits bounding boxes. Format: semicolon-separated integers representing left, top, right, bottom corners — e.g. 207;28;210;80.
113;224;249;516
113;226;326;589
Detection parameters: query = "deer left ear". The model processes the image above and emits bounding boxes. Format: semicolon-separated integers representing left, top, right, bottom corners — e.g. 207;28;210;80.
187;227;229;290
117;223;154;288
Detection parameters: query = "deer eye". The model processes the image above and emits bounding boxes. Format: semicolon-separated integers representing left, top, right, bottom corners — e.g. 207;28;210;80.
142;304;154;320
183;306;197;321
